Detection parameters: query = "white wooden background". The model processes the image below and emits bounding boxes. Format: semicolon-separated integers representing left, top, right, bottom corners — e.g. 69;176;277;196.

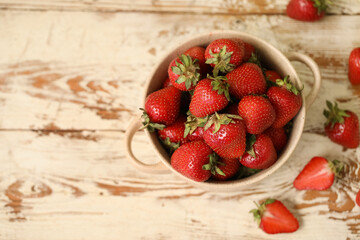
0;1;359;239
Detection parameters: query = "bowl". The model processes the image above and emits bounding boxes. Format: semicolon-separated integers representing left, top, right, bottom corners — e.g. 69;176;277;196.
124;30;321;192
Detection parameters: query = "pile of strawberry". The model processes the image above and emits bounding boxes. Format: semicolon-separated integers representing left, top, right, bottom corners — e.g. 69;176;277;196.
141;38;303;182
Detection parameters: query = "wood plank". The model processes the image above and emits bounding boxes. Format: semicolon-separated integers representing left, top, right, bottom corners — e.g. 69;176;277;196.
0;0;359;15
0;11;359;130
0;129;359;239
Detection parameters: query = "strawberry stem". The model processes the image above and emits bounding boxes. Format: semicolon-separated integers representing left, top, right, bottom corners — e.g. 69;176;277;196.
172;54;201;90
160;137;180;154
208;75;231;101
140;108;166;132
275;76;301;95
205;46;235;77
202;153;226;176
311;0;331;15
323;100;350;129
203;113;242;133
246;134;257;158
184;112;208;138
328;159;344;178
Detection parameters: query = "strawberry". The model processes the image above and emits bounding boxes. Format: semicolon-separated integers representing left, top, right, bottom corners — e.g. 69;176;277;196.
243;42;255;62
356;190;360;207
286;0;328;22
142;86;182;129
187;126;204;141
264;127;288;153
168;53;201;91
293;156;344;190
223;102;239;115
162;77;172;88
184;46;209;76
189;77;230;118
231;38;250;62
348;47;360;85
203;113;246;159
226;63;267;99
205;38;244;76
240;134;277;170
267;76;302;128
323;101;359;149
157;115;188;151
210;157;240;181
265;70;282;83
250;199;299;234
184;113;207;141
238;95;276;134
171;140;213;182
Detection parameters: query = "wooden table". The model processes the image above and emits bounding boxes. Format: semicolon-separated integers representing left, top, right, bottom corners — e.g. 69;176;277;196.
0;1;359;239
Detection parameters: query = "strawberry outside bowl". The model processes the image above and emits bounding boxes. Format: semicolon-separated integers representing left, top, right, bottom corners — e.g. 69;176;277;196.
124;30;321;192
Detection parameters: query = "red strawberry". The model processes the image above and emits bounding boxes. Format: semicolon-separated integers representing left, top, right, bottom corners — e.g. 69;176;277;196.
211;157;240;181
250;199;299;234
187;127;204;141
240;134;277;170
162;77;172;88
171;140;213;182
157;115;188;151
184;46;209;76
348;47;360;85
286;0;328;22
142;86;182;129
205;38;244;76
226;63;267;99
264;127;288;153
265;70;282;83
267;76;302;128
184;113;207;141
168;53;201;91
189;77;230;118
223;102;239;115
203;113;246;159
356;190;360;207
293;156;344;190
238;95;276;134
323;101;359;149
243;42;255;62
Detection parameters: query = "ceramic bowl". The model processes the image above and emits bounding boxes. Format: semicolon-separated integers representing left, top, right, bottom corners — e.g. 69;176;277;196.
124;30;321;192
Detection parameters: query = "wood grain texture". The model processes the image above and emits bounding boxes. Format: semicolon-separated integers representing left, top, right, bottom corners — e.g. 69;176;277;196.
0;0;359;15
0;129;359;240
0;5;359;240
0;11;359;130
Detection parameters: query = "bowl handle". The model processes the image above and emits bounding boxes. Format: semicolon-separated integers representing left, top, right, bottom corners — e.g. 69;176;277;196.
124;115;170;174
286;52;322;110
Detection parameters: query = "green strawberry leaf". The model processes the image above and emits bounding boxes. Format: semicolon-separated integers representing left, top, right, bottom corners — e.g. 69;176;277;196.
172;54;201;90
276;76;301;95
246;134;257;158
312;0;331;15
204;113;242;133
206;46;235;77
202;153;226;176
329;159;345;178
323;100;350;129
184;113;208;138
209;75;231;101
264;198;276;205
139;108;165;132
160;137;180;155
